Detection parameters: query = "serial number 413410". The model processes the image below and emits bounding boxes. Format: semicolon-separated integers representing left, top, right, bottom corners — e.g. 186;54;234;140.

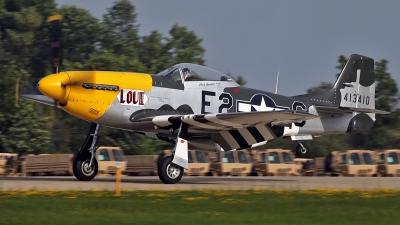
343;93;370;105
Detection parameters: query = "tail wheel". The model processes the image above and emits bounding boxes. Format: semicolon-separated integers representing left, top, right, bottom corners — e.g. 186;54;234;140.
157;156;183;184
73;155;98;181
295;142;308;157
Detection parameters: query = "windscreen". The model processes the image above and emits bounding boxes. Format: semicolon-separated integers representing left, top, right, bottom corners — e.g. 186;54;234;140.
195;151;207;163
112;150;124;161
237;151;248;163
99;149;110;161
388;152;399;164
362;153;374;165
159;63;238;84
269;152;280;164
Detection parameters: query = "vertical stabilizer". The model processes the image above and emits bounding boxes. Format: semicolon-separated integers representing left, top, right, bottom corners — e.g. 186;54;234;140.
334;54;375;111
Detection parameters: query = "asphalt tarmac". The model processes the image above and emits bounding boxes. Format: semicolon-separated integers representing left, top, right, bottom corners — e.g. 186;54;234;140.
1;176;400;190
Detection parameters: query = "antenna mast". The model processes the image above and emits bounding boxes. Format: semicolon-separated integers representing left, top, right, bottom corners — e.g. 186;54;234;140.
275;71;280;94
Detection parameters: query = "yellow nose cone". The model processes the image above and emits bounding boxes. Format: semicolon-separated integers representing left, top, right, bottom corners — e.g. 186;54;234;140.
38;72;71;104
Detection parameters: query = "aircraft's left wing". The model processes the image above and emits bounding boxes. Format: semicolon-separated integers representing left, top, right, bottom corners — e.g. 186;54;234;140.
181;110;317;129
21;94;59;107
143;110;318;150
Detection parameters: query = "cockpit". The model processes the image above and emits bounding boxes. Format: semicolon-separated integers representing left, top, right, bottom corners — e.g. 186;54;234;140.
158;63;238;85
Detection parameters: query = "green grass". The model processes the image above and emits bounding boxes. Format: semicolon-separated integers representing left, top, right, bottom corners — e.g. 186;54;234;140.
1;189;400;225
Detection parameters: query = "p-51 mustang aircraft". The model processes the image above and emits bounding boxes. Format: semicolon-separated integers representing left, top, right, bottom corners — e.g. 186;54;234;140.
22;16;388;184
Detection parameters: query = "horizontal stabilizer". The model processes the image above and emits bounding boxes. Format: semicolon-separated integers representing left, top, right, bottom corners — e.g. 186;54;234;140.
315;106;389;114
21;94;59;107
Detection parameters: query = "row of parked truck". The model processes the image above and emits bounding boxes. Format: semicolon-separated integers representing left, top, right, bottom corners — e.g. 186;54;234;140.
1;148;400;177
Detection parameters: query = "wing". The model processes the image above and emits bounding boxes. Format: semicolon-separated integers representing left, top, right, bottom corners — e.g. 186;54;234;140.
141;110;318;151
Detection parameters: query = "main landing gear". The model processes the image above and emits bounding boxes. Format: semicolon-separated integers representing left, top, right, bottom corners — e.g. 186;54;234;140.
294;141;308;158
73;123;100;181
73;122;186;184
157;123;188;184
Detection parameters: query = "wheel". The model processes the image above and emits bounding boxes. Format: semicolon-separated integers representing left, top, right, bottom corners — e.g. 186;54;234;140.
73;155;98;181
295;143;308;157
157;155;183;184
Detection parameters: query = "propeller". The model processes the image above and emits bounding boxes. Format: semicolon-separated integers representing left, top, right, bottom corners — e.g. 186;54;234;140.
20;15;64;106
45;14;97;94
21;14;98;106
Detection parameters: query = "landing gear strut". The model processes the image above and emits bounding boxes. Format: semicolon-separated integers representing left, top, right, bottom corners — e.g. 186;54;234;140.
294;142;308;157
73;123;100;181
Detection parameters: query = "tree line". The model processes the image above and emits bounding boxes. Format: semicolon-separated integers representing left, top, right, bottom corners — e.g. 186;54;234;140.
0;0;399;156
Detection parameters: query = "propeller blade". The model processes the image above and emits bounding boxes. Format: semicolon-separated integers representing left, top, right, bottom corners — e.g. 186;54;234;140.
46;15;64;74
15;77;20;107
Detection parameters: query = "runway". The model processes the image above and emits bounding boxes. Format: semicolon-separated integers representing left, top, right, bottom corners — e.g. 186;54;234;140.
1;176;400;190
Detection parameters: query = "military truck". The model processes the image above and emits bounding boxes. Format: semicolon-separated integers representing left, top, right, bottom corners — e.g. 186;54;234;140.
124;155;158;176
185;150;211;176
376;149;400;177
251;149;301;176
161;150;211;176
325;150;377;177
209;150;252;176
0;153;18;176
96;147;127;175
19;154;73;176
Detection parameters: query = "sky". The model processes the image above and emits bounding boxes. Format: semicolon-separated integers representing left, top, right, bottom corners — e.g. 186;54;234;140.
55;0;400;96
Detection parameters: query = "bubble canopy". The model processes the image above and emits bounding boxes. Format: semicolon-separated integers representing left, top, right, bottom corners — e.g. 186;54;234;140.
157;63;238;84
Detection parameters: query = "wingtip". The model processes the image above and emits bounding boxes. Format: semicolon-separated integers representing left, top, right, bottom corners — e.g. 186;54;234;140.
20;94;59;107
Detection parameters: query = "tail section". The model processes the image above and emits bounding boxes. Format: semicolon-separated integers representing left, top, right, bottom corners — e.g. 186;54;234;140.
295;54;388;114
293;54;389;134
334;54;375;111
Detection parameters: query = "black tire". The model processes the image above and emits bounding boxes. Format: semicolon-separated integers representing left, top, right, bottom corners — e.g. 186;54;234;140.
295;143;308;157
157;156;183;184
73;155;98;181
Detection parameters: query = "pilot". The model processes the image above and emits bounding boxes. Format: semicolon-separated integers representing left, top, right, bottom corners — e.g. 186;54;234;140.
182;68;192;81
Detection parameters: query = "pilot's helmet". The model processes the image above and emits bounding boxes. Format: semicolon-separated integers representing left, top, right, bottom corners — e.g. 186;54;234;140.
182;68;191;79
